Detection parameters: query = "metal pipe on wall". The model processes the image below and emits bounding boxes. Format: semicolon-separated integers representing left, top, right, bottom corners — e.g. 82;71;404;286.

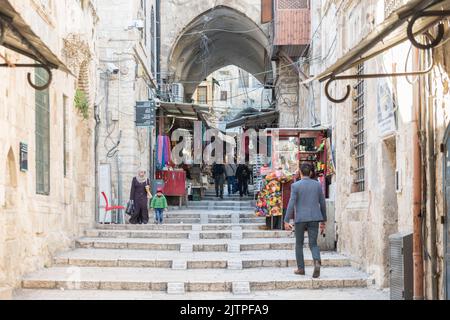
426;51;438;300
412;47;424;300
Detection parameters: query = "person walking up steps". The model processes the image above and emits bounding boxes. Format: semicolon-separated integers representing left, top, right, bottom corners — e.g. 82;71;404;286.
151;187;168;224
225;161;237;196
284;163;327;278
212;162;226;199
129;169;152;225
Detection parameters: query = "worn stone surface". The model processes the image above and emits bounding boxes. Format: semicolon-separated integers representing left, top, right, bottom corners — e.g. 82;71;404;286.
14;288;389;300
232;282;251;295
167;283;185;295
0;0;97;291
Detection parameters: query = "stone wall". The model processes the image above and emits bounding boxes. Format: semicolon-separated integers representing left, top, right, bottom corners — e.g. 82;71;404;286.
95;0;157;214
276;57;301;128
422;29;450;299
0;0;98;293
310;0;419;289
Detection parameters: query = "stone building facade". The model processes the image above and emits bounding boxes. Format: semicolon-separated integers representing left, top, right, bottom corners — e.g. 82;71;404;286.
0;0;99;298
305;0;450;299
95;0;158;223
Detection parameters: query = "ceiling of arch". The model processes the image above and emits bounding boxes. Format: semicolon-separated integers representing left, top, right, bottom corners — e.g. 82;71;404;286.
168;6;272;97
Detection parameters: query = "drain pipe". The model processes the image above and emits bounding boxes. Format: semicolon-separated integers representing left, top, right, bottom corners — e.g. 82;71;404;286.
412;47;424;300
426;53;438;300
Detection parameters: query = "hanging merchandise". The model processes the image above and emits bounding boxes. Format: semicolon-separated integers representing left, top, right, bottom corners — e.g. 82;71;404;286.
325;137;335;176
255;169;293;218
156;135;172;169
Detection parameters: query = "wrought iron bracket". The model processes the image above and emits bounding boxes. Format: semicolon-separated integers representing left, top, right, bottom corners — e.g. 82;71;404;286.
323;55;434;104
407;11;450;50
0;63;53;90
0;13;55;90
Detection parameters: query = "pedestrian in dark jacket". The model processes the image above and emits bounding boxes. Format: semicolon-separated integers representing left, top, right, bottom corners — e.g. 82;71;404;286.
129;168;152;224
212;162;226;199
284;163;327;278
236;164;251;197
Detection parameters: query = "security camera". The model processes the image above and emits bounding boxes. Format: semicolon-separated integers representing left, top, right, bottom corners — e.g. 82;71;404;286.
106;63;119;74
155;98;161;107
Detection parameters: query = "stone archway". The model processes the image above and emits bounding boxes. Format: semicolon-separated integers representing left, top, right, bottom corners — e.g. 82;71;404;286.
164;4;272;100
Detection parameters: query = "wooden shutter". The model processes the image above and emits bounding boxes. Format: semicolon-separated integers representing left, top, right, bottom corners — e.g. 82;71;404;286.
261;0;273;23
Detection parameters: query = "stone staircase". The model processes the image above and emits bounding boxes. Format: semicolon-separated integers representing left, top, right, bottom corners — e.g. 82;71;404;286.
18;209;374;298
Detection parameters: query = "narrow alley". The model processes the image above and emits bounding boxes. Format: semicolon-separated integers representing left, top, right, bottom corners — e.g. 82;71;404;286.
0;0;449;302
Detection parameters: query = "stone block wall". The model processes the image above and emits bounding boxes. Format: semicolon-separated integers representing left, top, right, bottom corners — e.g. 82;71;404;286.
0;0;98;290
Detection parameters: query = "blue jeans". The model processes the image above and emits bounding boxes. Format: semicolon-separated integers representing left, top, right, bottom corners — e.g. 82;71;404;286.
227;176;236;195
295;222;321;269
154;209;164;223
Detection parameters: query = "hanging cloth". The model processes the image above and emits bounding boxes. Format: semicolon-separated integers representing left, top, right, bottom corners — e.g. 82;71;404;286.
156;135;173;168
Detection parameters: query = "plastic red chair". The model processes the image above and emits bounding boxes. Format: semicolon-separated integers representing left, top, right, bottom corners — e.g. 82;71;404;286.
101;192;125;223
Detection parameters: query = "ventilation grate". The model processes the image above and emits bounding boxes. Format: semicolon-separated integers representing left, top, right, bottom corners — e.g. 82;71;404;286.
278;0;309;10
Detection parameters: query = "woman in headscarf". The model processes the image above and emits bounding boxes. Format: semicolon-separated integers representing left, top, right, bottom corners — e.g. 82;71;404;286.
129;168;152;224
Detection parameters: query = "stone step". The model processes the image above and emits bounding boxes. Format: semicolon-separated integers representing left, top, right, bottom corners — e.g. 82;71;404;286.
160;218;266;224
184;206;254;211
164;212;256;218
52;249;350;269
96;223;266;231
85;229;296;240
75;237;306;252
201;197;254;201
187;201;253;206
14;288;390;300
22;266;369;292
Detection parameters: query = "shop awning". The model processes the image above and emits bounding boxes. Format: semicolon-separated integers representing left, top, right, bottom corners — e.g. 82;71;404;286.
158;101;210;121
0;0;70;89
304;0;449;85
264;127;329;136
226;110;279;129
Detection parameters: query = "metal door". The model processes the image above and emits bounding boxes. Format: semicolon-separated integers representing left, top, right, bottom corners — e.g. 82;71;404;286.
445;126;450;300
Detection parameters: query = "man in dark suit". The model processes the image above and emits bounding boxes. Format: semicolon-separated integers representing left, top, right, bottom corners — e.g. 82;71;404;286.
284;163;327;278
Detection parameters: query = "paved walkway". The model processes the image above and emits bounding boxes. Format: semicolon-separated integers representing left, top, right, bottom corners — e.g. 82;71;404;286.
14;199;389;300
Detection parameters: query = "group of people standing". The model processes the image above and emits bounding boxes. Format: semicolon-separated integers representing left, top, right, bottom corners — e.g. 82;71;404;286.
212;162;252;199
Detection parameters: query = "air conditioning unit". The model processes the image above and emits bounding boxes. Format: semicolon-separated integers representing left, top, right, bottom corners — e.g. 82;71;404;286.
171;83;184;103
389;232;413;300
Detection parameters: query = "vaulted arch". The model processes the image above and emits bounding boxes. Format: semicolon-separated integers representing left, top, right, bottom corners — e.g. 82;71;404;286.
167;5;273;99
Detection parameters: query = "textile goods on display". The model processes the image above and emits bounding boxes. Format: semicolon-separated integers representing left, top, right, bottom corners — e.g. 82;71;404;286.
255;169;293;218
156;135;172;168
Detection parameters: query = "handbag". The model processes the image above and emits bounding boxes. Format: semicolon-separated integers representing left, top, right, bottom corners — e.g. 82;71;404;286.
125;200;135;216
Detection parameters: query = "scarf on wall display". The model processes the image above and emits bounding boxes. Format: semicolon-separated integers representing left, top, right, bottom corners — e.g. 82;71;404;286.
156;135;172;169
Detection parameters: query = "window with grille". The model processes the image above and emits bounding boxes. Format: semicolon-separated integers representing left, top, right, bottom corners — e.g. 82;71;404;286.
353;63;365;192
197;86;207;104
277;0;309;10
35;67;50;195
